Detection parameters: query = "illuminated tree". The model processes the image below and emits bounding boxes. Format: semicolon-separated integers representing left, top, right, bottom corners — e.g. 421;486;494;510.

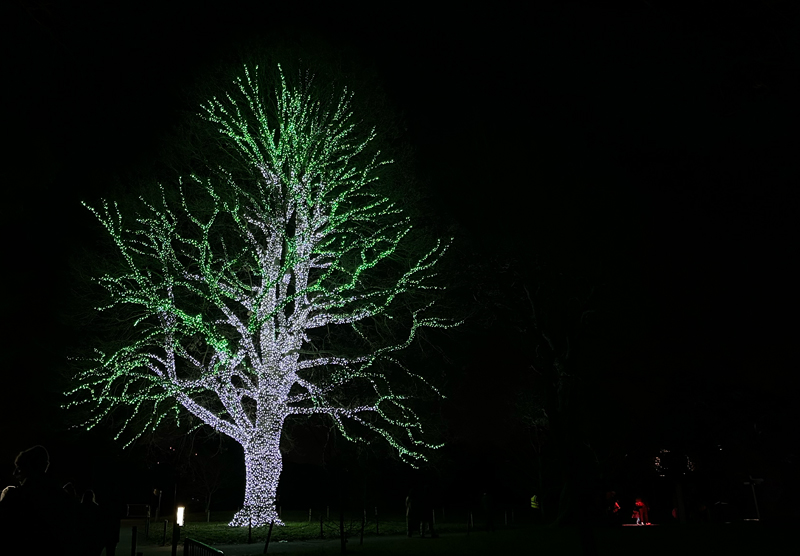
67;65;454;527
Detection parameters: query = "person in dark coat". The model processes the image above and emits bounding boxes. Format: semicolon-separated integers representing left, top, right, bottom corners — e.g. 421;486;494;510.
0;445;79;555
102;495;122;556
78;490;105;556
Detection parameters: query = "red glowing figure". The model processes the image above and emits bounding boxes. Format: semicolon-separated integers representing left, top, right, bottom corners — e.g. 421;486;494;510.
633;498;650;525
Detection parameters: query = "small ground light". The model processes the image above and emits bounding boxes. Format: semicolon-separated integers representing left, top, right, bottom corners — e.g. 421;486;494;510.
177;506;185;527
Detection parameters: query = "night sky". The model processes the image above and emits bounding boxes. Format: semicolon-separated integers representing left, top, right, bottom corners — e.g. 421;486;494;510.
4;1;798;520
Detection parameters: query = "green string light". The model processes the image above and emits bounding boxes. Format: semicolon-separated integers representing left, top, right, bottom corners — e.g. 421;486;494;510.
66;64;458;527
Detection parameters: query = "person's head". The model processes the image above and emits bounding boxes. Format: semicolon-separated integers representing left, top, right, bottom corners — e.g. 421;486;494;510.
13;445;50;484
63;482;78;498
82;490;96;504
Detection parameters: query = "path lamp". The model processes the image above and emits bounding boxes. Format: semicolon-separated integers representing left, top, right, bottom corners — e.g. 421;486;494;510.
172;506;185;556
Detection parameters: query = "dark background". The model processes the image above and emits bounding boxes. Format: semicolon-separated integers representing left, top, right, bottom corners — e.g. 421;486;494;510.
3;0;798;522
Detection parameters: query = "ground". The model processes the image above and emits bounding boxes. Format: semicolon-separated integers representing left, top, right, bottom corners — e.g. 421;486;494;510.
108;517;786;556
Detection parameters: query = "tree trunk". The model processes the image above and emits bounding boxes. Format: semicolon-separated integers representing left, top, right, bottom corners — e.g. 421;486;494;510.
229;428;285;527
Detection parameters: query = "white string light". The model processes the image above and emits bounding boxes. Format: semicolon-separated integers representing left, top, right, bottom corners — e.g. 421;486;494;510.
66;64;458;527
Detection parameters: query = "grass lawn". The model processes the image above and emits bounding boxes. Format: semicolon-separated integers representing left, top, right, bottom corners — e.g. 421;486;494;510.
132;510;786;555
143;509;413;545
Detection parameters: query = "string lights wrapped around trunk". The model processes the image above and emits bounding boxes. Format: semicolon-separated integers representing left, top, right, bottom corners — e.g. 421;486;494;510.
66;64;456;527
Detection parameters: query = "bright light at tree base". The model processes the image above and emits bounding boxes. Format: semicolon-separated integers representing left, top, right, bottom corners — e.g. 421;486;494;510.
228;443;285;527
229;508;285;527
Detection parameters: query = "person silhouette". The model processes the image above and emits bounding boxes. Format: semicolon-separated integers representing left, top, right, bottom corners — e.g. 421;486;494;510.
78;489;105;556
0;445;79;554
634;497;650;525
605;491;621;525
63;482;79;501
